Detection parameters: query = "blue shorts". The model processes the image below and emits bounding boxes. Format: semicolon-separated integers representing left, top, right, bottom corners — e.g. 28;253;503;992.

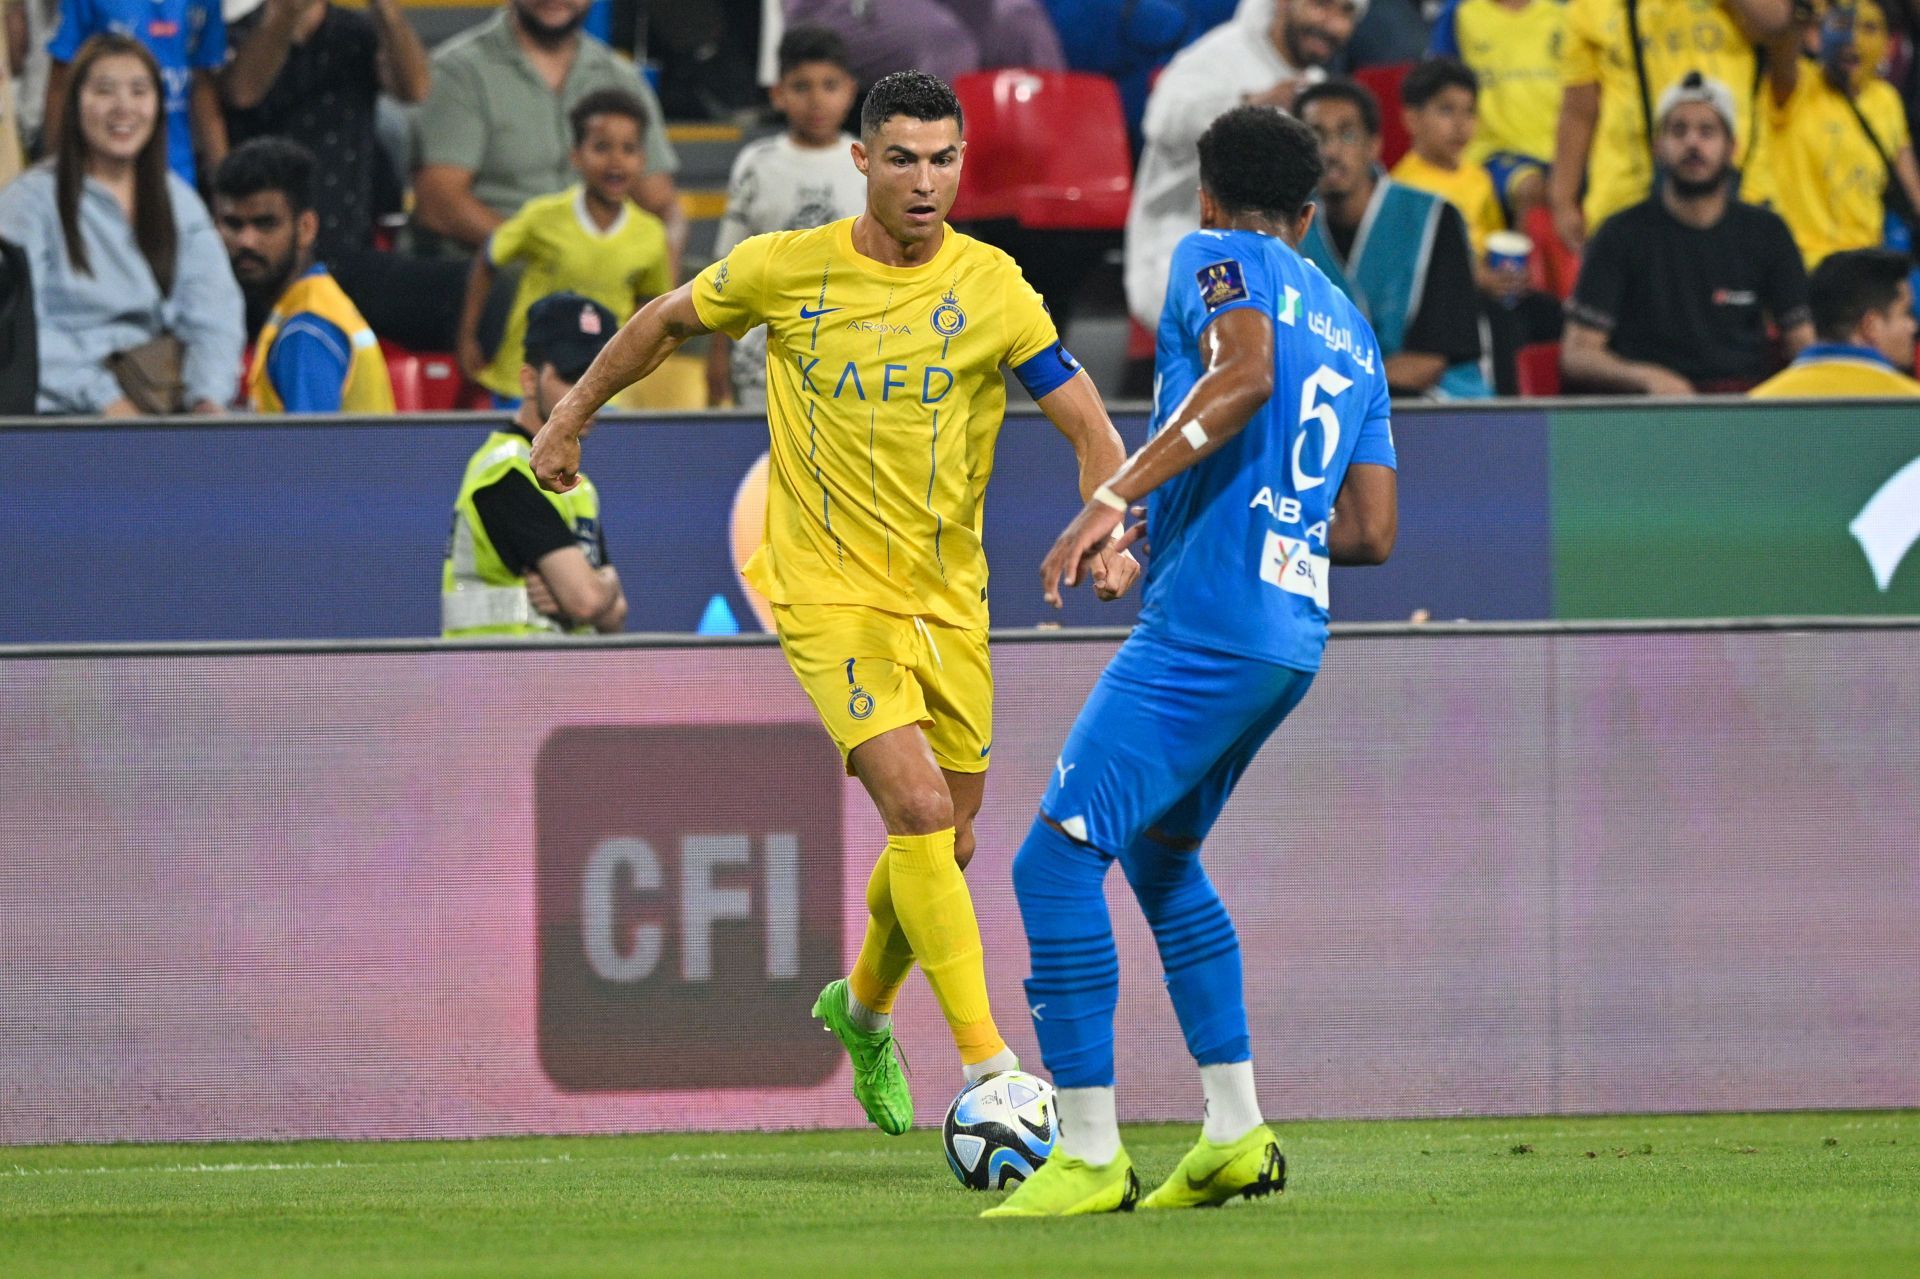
1483;151;1549;220
1040;630;1315;855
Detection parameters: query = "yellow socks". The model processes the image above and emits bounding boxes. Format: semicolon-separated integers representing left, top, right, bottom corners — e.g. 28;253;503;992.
883;829;1007;1066
848;852;916;1016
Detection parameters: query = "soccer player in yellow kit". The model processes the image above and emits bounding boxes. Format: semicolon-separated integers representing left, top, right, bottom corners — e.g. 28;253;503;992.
530;71;1138;1133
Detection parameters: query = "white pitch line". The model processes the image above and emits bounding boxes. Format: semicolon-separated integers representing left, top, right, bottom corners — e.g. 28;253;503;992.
1;1146;921;1180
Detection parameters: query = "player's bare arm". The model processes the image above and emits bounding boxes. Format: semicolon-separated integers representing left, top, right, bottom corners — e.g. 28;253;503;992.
531;283;712;492
1033;371;1141;602
1327;463;1397;565
1041;307;1275;606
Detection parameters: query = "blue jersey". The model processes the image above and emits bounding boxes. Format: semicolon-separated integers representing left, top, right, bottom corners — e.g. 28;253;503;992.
49;0;226;185
1136;229;1396;672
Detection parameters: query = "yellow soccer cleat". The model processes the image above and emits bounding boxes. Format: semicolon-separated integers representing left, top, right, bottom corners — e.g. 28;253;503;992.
1140;1125;1286;1210
979;1150;1141;1219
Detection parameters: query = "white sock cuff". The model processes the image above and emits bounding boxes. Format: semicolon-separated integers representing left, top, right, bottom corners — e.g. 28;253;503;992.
1056;1085;1123;1166
1200;1060;1263;1145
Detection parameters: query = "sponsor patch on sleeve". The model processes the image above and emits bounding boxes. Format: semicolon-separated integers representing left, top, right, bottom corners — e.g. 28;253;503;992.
1195;259;1249;310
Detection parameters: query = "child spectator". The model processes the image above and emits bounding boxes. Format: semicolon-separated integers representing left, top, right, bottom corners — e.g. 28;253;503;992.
1390;58;1504;259
1427;0;1564;222
704;25;864;408
1765;0;1920;269
456;87;670;406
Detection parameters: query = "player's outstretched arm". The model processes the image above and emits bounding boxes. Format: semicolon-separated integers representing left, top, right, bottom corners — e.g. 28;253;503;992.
1033;370;1139;601
1328;463;1398;565
1040;308;1275;607
530;283;712;493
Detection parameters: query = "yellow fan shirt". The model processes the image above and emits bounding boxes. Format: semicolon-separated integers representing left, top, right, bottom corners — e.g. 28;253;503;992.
482;187;672;397
1439;0;1567;166
1391;151;1507;256
1767;71;1911;268
1562;0;1772;230
691;219;1067;629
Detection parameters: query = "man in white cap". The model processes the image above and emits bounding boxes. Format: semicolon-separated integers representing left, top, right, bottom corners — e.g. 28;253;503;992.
1123;0;1364;330
1561;71;1812;396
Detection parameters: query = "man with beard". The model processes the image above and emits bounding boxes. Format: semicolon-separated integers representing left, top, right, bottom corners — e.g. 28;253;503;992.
214;137;395;414
413;0;684;270
1124;0;1362;329
1562;72;1812;395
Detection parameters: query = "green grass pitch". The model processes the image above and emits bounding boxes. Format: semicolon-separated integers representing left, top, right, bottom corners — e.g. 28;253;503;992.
4;1112;1914;1277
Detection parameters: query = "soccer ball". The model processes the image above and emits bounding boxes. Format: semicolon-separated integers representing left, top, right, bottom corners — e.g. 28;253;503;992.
942;1070;1057;1190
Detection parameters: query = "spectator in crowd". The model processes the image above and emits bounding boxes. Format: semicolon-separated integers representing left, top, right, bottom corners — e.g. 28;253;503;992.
413;0;683;266
41;0;227;185
704;25;863;408
456;88;670;406
0;34;241;415
7;0;62;151
1390;58;1503;257
1751;247;1920;395
213;137;394;414
221;0;429;260
1427;0;1563;221
1391;56;1561;393
1040;0;1236;145
1562;73;1811;395
1296;78;1492;397
1552;0;1791;253
1125;0;1362;328
783;0;1064;86
443;291;627;638
1;13;23;182
1766;0;1920;268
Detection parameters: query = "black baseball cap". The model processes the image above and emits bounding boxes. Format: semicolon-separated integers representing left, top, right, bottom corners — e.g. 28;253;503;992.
522;292;618;381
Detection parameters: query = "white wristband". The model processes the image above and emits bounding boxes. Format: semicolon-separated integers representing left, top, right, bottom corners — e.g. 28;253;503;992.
1090;484;1127;512
1180;420;1209;448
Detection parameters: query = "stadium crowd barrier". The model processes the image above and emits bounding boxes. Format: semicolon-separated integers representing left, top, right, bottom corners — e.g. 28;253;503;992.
1;620;1914;1144
3;397;1917;643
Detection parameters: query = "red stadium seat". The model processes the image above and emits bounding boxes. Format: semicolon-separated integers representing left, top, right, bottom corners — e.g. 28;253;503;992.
1514;341;1562;397
951;70;1133;230
1522;204;1580;300
1352;63;1413;169
379;341;473;413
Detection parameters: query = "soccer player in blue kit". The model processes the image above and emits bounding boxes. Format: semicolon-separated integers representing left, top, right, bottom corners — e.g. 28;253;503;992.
983;105;1399;1218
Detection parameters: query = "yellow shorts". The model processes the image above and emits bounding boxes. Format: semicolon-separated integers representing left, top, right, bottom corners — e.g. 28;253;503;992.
772;602;993;774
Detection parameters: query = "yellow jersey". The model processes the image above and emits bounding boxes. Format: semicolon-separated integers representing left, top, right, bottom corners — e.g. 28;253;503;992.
691;219;1067;629
1562;0;1770;229
1433;0;1566;165
1767;71;1910;268
1391;151;1507;256
483;186;672;397
1749;347;1920;397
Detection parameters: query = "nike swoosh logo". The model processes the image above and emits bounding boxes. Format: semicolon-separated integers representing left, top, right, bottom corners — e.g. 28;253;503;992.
979;743;992;757
798;304;842;320
1185;1162;1231;1191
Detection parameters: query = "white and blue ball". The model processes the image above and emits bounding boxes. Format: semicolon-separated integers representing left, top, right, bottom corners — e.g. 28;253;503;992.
941;1070;1057;1190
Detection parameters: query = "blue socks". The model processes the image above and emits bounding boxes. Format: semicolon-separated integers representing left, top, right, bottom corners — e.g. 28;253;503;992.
1011;815;1250;1089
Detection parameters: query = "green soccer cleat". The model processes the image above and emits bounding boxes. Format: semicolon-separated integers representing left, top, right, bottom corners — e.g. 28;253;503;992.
1139;1125;1286;1210
811;979;912;1136
979;1151;1141;1218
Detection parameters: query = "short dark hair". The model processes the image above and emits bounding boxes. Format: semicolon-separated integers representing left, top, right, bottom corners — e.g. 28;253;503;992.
1294;78;1381;139
859;70;963;139
1198;105;1324;222
212;137;316;216
1401;57;1478;110
1809;248;1913;341
778;24;850;77
569;87;650;147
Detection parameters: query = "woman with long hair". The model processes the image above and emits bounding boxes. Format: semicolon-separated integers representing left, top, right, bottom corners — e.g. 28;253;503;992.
0;33;242;415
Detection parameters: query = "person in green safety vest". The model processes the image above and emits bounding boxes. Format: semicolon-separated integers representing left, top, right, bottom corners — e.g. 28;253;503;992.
442;291;628;637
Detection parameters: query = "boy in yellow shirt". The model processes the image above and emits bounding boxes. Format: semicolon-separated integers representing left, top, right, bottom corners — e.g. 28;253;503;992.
457;88;672;405
1391;58;1506;259
1427;0;1565;221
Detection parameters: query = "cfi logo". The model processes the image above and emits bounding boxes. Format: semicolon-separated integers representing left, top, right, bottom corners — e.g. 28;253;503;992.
932;289;967;337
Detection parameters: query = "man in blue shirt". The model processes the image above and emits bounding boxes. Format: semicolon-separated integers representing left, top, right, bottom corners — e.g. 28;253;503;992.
45;0;226;184
985;104;1398;1219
